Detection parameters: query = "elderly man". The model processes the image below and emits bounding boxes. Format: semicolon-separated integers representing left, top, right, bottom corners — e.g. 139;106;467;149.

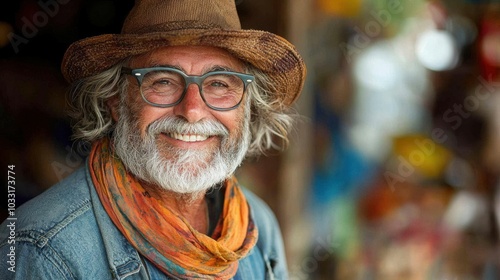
0;0;305;279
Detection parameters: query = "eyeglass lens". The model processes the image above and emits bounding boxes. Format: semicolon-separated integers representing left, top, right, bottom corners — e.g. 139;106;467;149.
140;69;245;109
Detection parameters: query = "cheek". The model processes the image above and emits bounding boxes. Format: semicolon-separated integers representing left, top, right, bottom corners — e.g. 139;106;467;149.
136;107;174;137
124;88;167;137
216;107;246;137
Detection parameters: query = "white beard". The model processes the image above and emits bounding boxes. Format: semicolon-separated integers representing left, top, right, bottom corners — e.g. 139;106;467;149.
113;102;251;195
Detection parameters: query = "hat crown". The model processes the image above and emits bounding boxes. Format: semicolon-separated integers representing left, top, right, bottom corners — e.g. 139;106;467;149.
122;0;241;34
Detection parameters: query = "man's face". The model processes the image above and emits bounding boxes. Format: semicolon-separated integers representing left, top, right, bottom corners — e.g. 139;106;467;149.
111;46;251;194
127;45;247;144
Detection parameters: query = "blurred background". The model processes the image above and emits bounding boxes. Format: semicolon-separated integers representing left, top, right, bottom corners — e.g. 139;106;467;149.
2;0;500;279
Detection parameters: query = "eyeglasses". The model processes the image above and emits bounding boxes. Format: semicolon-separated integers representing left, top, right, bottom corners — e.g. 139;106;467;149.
121;67;255;111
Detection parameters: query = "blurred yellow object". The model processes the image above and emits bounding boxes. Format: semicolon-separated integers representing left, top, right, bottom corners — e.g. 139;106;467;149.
318;0;362;17
393;135;452;179
0;22;13;48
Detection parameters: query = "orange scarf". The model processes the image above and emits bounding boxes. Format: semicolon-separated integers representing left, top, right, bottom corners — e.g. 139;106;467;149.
89;138;258;279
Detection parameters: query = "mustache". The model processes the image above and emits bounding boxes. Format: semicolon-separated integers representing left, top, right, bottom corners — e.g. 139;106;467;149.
147;116;229;137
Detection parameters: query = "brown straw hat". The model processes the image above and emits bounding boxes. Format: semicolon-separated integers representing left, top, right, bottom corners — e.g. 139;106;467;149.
61;0;306;107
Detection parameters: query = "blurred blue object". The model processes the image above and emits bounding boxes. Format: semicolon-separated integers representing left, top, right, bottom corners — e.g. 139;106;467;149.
311;91;376;206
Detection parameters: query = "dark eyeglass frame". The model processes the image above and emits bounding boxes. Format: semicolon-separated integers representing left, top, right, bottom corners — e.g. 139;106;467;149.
121;67;255;111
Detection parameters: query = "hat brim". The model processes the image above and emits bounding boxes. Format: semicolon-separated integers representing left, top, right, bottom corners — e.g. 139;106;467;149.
61;29;306;107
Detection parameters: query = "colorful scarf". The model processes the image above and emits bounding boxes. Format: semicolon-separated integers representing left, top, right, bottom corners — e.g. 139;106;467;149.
89;138;258;279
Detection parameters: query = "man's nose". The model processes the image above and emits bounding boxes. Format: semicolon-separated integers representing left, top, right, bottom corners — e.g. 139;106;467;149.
172;84;208;123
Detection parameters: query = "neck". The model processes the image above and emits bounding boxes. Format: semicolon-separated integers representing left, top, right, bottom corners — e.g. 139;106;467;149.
144;183;209;234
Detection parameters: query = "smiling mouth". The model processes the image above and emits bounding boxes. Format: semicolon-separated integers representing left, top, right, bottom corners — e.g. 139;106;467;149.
167;132;209;142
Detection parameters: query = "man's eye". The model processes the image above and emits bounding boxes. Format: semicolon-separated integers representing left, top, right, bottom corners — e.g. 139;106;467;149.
210;81;228;87
155;79;172;85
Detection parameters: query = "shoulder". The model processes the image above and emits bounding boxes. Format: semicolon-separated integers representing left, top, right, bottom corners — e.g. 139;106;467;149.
3;167;92;235
242;188;280;232
241;187;288;279
0;167;110;279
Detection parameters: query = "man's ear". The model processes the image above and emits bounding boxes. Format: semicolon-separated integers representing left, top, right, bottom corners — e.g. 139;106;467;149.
106;96;120;122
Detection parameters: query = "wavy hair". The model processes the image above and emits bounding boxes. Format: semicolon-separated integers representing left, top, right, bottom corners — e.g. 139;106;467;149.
68;62;296;156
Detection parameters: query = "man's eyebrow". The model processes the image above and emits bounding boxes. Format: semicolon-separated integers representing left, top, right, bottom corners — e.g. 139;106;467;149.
206;65;235;72
151;63;182;71
149;64;238;73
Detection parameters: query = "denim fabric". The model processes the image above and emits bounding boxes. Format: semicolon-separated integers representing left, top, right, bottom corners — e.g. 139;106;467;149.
0;164;288;279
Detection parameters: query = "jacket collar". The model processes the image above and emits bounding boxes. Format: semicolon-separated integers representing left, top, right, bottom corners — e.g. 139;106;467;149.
85;163;145;279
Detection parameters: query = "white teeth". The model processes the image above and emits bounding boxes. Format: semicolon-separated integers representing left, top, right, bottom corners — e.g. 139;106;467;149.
169;133;208;142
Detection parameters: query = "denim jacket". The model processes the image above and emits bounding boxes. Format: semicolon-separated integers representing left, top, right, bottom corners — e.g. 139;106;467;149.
0;165;288;279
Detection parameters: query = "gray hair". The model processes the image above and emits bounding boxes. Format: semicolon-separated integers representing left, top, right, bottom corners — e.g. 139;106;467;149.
68;62;295;156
